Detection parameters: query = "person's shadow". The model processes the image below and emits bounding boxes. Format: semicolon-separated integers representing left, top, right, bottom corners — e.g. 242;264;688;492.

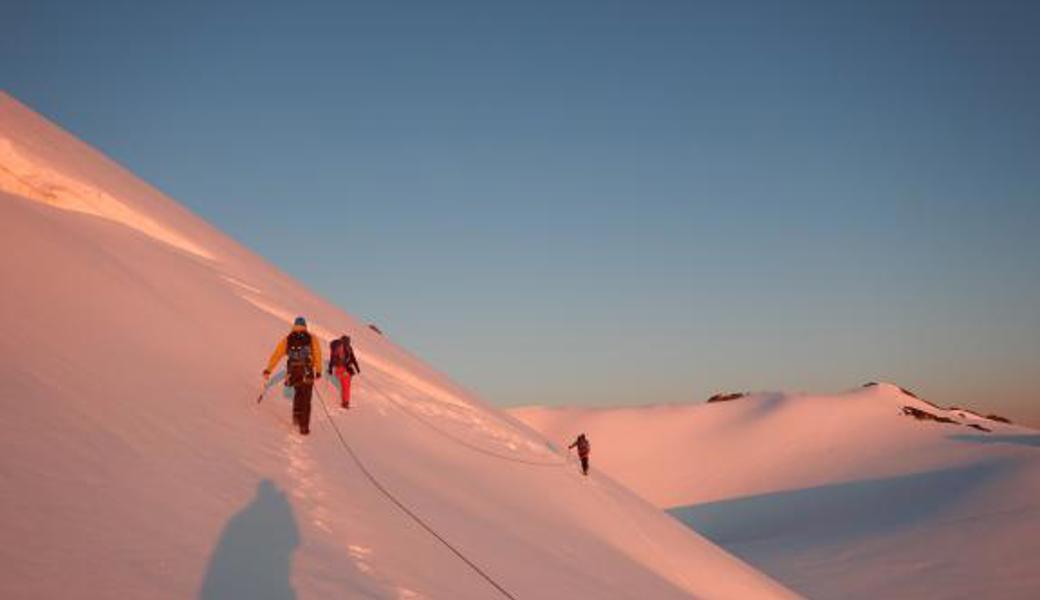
199;480;299;600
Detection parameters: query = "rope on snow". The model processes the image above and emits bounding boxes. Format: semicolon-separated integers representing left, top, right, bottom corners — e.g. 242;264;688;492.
313;385;521;600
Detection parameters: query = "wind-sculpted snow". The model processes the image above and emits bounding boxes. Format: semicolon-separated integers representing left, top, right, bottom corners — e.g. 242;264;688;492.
512;385;1040;599
0;93;799;599
0;115;212;258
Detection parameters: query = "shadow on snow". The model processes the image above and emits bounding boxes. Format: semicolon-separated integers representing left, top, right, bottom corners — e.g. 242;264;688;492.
199;479;300;600
949;433;1040;448
667;460;1017;547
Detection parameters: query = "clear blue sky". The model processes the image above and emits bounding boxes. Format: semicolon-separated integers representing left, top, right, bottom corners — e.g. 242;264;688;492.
4;0;1039;423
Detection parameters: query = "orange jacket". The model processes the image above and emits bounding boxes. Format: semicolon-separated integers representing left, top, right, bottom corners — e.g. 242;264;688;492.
265;324;323;374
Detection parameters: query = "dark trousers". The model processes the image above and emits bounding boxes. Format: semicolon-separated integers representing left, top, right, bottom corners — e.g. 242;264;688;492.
292;384;313;432
580;456;589;475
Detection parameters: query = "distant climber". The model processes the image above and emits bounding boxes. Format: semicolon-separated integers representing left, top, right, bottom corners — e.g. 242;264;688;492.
328;335;361;409
569;433;591;476
263;316;322;435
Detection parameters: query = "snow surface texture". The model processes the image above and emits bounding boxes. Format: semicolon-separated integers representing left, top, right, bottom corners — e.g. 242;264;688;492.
511;385;1040;600
0;91;799;599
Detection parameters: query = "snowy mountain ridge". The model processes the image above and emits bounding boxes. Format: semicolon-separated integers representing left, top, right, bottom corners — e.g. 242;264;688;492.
511;383;1040;599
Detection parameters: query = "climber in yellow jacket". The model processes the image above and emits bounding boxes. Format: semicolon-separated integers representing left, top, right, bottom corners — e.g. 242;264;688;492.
263;316;322;435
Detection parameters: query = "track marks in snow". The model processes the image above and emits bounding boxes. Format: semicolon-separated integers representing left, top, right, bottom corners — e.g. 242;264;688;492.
237;293;481;408
357;375;562;467
240;291;558;465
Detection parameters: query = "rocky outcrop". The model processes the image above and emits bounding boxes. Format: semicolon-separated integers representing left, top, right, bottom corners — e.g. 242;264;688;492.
901;406;957;424
864;382;949;411
707;392;747;403
899;386;921;399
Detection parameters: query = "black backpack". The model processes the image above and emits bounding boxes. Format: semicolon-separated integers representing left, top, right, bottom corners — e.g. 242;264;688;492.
329;338;343;366
329;337;357;374
285;331;314;386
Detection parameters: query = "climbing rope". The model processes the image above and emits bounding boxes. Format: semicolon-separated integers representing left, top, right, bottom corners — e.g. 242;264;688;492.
355;378;566;467
312;385;520;600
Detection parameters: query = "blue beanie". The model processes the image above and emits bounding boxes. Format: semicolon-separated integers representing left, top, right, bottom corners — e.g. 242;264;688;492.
294;316;307;327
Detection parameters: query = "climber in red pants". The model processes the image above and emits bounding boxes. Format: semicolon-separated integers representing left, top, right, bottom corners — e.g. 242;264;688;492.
328;335;361;409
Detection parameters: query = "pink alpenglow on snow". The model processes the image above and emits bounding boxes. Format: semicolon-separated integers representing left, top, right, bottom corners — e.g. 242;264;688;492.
0;91;800;599
511;383;1040;600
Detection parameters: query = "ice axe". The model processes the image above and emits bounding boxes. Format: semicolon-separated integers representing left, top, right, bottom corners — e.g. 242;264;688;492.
257;373;270;403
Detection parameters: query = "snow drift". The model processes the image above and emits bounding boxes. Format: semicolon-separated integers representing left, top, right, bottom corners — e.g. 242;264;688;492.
511;384;1040;600
0;92;799;599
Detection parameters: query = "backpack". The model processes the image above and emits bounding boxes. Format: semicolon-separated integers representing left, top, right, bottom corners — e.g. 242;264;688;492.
329;338;344;365
286;331;313;386
329;337;356;374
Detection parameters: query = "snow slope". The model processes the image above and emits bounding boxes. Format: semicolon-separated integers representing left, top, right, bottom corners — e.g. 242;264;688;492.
511;385;1040;600
0;92;799;599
